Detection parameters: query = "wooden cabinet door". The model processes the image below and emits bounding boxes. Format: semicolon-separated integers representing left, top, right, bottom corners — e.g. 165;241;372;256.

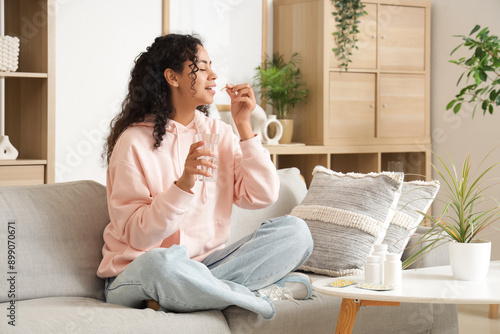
378;5;426;71
329;3;378;70
329;72;376;139
378;74;425;138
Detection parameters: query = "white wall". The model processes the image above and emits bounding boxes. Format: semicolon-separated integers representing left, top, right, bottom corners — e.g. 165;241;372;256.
169;0;263;106
55;0;161;185
56;0;262;184
431;0;500;260
55;0;500;258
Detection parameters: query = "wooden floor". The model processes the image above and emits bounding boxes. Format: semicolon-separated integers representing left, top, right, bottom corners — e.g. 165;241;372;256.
458;304;499;333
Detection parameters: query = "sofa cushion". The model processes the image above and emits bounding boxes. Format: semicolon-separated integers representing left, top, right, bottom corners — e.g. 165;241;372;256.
383;180;440;255
0;297;231;334
403;227;450;269
229;167;307;243
0;181;109;303
291;166;403;277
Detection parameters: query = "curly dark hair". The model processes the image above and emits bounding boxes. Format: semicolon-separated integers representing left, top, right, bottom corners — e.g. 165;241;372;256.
104;33;210;164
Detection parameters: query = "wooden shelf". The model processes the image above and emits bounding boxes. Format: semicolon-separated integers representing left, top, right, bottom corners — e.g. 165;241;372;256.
0;160;46;186
0;0;55;186
0;159;47;166
266;144;431;186
0;72;48;78
265;144;431;155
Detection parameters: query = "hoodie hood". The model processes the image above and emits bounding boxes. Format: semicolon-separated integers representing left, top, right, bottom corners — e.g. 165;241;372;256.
165;109;212;134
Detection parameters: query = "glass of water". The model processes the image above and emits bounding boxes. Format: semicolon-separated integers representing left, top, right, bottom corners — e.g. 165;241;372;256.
194;133;218;182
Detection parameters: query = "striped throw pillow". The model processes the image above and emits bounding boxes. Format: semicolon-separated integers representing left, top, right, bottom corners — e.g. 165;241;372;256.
383;180;440;255
291;166;403;277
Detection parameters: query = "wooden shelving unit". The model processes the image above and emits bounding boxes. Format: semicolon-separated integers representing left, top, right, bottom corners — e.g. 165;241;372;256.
265;144;431;187
0;0;55;186
271;0;431;186
0;72;48;78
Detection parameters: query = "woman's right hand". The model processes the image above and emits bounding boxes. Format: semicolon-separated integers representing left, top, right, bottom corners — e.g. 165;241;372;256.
175;141;217;193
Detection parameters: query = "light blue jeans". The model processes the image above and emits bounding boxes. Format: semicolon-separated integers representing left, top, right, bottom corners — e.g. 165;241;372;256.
105;215;313;319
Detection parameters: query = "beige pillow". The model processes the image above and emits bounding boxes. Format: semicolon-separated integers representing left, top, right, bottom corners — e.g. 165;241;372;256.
383;180;440;255
291;166;403;277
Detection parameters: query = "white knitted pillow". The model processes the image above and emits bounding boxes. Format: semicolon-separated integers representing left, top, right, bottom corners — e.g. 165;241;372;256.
383;180;440;255
291;166;403;277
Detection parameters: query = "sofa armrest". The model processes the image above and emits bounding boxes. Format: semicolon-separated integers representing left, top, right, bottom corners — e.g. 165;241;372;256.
402;226;450;269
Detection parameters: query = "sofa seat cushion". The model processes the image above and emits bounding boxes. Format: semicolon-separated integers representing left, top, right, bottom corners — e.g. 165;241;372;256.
0;297;231;334
223;288;437;334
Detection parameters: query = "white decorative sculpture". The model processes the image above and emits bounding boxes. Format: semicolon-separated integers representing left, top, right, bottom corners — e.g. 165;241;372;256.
261;115;283;145
0;135;18;159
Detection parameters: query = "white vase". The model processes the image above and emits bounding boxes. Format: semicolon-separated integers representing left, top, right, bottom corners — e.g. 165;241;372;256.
0;135;19;160
448;240;491;281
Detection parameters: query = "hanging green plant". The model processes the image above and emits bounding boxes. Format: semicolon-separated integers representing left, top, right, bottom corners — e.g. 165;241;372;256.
331;0;367;71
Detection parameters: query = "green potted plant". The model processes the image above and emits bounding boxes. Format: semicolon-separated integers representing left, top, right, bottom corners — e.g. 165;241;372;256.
447;25;500;117
331;0;367;71
403;151;500;280
253;52;308;144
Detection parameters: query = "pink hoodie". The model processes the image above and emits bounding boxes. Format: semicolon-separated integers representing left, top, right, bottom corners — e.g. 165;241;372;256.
97;110;279;278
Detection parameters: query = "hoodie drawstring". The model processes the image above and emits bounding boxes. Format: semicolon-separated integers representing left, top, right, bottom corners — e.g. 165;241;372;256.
194;120;209;204
172;122;183;180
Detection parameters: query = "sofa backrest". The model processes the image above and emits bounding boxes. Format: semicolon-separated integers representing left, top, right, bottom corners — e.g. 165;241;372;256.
0;181;109;303
229;168;308;243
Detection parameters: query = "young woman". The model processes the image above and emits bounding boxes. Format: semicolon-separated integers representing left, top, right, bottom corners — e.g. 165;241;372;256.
97;33;313;319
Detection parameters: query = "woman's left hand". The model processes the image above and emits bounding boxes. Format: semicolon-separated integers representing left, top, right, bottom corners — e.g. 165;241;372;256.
225;83;256;140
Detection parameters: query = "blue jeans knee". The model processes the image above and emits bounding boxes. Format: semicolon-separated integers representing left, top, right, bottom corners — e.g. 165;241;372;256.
262;215;313;260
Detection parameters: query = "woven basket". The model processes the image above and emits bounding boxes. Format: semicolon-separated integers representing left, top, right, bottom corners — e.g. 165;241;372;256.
0;36;20;72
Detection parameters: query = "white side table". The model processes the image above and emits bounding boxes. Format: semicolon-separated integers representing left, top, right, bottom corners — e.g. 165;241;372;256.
313;261;500;334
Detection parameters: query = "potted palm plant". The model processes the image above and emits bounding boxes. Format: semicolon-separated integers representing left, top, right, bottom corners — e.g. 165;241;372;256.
403;151;500;280
253;52;308;144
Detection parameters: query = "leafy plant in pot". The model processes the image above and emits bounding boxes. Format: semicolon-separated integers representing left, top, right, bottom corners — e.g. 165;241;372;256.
403;151;500;280
253;52;308;144
447;25;500;117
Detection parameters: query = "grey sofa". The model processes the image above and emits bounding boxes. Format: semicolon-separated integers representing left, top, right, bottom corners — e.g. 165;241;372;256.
0;168;458;333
